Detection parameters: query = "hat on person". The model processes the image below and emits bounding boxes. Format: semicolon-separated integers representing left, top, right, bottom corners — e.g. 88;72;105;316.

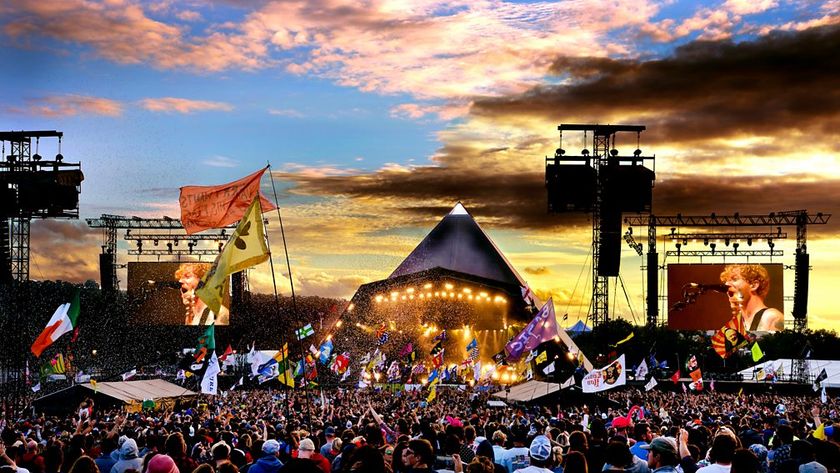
325;426;336;437
799;462;828;473
640;437;678;456
748;444;768;462
612;417;631;429
346;420;353;430
26;440;37;450
262;439;282;455
529;435;552;461
299;439;316;452
147;454;178;473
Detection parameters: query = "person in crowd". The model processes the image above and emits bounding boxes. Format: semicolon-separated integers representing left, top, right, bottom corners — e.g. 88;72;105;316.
641;438;679;473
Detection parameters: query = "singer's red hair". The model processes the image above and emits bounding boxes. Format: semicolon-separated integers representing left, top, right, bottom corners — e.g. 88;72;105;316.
720;264;770;297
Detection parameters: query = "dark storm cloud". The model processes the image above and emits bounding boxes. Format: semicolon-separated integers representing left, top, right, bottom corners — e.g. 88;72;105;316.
475;24;840;143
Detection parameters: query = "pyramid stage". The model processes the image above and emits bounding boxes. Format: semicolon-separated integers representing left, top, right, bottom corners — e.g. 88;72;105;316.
337;203;538;363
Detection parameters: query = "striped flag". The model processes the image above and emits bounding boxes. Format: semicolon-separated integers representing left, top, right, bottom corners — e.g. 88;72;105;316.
31;290;81;357
295;323;315;340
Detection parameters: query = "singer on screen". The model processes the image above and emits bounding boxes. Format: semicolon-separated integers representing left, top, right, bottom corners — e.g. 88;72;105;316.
176;263;229;326
720;264;783;332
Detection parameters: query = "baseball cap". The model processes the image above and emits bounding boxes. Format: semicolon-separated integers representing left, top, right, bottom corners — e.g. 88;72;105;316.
529;435;552;461
262;439;282;455
640;437;678;456
325;426;336;436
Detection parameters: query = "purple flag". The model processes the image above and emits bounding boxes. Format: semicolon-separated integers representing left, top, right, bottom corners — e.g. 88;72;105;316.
505;298;559;361
399;343;414;357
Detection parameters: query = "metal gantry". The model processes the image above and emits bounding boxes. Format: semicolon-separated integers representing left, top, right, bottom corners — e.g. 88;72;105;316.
625;210;831;328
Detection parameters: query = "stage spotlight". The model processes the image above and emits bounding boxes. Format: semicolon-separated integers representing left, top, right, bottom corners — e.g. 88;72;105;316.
33;153;42;161
633;148;642;157
733;243;739;253
703;238;709;246
55;153;63;162
167;243;173;253
154;239;159;246
710;243;716;253
581;149;590;156
747;238;752;246
610;149;619;156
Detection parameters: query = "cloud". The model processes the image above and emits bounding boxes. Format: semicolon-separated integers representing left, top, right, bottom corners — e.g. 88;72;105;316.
524;266;551;275
268;108;304;118
202;155;239;168
5;94;123;117
29;220;101;283
140;97;234;113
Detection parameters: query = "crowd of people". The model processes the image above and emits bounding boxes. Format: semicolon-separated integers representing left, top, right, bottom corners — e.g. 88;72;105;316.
0;387;837;473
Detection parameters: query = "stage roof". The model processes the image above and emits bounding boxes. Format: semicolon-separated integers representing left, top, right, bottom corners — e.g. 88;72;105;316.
491;380;561;402
390;203;529;290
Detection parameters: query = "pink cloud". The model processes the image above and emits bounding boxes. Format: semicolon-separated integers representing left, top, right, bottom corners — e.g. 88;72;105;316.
6;94;123;117
139;97;234;113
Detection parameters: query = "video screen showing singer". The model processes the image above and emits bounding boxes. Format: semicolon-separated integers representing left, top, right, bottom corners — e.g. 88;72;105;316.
720;264;784;332
176;263;229;326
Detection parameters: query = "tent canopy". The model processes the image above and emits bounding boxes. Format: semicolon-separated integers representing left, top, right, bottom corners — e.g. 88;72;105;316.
737;359;840;387
33;379;197;414
567;320;591;335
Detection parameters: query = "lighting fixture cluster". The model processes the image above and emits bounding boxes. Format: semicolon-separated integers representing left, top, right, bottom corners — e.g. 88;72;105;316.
373;282;507;304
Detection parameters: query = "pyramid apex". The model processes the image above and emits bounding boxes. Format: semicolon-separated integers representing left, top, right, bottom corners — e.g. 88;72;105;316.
449;202;469;215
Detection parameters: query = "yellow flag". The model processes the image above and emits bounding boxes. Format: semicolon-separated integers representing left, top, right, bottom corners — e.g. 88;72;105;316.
751;342;764;362
196;197;270;313
737;387;743;397
535;351;548;364
814;423;826;440
427;384;437;403
278;368;295;388
614;332;635;347
90;379;98;393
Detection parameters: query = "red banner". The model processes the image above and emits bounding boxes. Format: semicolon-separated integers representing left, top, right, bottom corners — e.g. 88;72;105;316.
179;167;276;234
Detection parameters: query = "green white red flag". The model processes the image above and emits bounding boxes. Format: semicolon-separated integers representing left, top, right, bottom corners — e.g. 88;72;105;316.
31;290;80;357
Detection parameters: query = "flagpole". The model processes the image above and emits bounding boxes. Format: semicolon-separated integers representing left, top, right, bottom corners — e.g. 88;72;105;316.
265;163;313;424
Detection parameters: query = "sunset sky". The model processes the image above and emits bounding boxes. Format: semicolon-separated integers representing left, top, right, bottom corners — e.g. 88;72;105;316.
2;0;839;329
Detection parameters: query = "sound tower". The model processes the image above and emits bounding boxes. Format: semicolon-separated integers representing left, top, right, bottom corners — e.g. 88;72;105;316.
646;251;658;321
99;253;115;292
792;252;809;319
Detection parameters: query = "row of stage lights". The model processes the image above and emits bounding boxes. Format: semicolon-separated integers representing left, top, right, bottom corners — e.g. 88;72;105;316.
373;283;507;304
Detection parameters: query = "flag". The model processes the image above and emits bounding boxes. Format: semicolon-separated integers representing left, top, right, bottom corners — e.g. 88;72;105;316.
387;361;401;381
293;359;304;378
201;351;220;395
196;197;270;314
430;341;443;356
42;353;66;376
179;166;276;234
543;361;556;375
433;330;448;342
710;379;715;391
505;298;561;362
814;423;826;441
635;359;649;379
31;290;81;357
296;323;315;340
690;369;702;383
561;375;575;389
427;384;437;403
712;315;750;359
671;370;681;384
278;368;295;388
194;324;216;362
645;377;658;391
814;368;828;391
219;344;233;362
492;350;506;365
466;338;478;359
31;383;41;393
751;342;764;362
309;344;320;357
121;369;137;381
431;349;444;368
612;332;634;347
230;377;244;390
90;379;98;393
525;350;538;363
686;355;698;372
738;387;743;397
581;355;627;393
375;323;387;339
681;382;687;393
535;351;548;365
399;343;414;358
331;352;350;374
428;368;440;384
473;361;481;381
526;367;533;380
319;339;334;364
521;284;535;306
755;368;766;381
821;385;827;404
377;331;390;346
340;368;352;383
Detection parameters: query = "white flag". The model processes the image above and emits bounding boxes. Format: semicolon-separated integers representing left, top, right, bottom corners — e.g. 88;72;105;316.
582;355;627;393
230;377;244;391
561;376;575;389
635;359;649;379
821;385;827;404
543;361;556;375
122;369;137;381
176;369;186;381
31;383;41;393
201;351;220;395
645;377;658;391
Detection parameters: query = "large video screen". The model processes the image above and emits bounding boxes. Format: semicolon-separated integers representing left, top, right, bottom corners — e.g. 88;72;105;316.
127;262;230;325
667;263;784;331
